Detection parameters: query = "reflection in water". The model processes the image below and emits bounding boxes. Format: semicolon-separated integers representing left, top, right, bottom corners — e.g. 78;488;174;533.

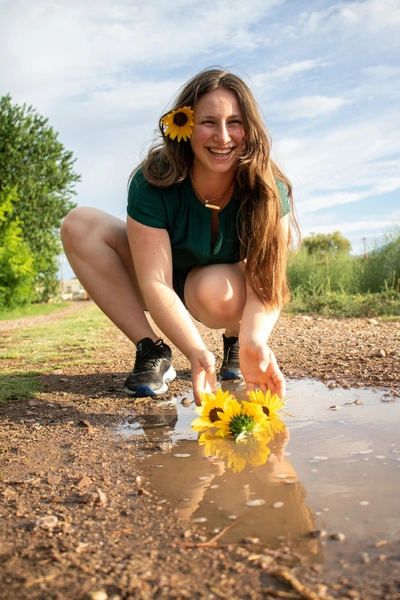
119;379;400;573
141;410;321;560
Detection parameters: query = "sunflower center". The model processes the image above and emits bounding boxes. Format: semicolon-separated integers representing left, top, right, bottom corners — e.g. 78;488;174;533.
229;414;256;436
173;112;188;127
262;406;270;417
209;407;224;423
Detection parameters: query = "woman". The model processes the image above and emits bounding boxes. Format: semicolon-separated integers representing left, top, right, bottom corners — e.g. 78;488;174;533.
61;68;299;405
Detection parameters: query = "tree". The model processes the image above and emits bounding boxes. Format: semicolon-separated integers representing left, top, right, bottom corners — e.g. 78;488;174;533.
0;95;79;300
303;231;351;256
0;187;37;307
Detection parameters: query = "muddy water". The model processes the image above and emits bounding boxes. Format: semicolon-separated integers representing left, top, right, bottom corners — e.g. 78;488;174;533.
117;380;400;573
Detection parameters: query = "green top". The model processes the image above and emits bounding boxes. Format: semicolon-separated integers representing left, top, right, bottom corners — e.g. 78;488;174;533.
127;169;290;272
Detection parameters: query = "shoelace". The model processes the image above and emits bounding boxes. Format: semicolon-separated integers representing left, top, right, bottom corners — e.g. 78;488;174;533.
135;344;167;371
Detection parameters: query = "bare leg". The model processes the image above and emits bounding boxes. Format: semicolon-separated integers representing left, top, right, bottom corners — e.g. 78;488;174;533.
61;207;158;345
184;263;246;334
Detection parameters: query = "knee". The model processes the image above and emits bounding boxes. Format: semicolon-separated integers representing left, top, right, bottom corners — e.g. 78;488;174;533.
192;273;245;322
60;207;100;252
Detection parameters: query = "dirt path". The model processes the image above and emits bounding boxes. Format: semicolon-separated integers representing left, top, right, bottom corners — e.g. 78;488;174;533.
0;307;399;600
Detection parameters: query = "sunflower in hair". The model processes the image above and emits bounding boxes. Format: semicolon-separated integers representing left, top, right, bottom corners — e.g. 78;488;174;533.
160;106;194;141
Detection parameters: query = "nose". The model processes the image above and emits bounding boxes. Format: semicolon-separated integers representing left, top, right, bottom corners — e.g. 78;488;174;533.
213;121;230;144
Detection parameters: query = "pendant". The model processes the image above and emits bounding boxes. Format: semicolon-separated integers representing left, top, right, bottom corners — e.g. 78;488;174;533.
205;202;220;210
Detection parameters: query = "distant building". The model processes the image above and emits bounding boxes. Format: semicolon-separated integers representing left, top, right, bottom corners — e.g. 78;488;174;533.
61;277;90;300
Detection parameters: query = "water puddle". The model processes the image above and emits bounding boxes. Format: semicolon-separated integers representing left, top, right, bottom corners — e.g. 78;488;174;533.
117;380;400;573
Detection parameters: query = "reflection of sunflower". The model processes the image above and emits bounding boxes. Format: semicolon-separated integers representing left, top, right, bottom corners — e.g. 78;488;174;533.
191;388;234;431
160;106;194;141
199;431;271;473
213;398;269;439
246;390;286;434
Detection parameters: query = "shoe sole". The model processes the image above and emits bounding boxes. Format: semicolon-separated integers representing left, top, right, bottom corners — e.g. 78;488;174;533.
220;369;243;380
124;365;176;398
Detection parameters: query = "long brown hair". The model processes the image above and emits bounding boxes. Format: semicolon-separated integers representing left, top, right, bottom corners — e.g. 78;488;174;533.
135;68;300;309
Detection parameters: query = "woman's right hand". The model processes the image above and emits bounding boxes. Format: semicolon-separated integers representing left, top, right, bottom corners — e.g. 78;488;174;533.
189;348;217;405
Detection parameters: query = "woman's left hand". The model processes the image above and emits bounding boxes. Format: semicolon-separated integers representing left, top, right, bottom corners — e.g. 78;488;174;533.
239;339;286;399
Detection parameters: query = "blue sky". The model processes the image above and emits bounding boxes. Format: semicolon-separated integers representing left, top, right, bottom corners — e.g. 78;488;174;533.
1;0;399;278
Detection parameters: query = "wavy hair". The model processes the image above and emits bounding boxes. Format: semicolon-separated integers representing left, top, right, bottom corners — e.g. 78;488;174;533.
134;68;300;309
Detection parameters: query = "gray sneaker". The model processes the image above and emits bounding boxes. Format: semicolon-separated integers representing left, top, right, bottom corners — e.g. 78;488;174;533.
124;338;176;397
220;334;242;380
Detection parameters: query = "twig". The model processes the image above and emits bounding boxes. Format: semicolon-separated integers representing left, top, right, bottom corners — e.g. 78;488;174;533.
261;590;300;599
271;568;336;600
175;519;239;548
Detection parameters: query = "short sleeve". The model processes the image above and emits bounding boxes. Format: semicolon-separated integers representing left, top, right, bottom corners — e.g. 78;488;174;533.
127;169;168;229
276;179;291;218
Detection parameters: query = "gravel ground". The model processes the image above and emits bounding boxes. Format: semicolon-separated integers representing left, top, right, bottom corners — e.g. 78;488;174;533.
0;304;399;600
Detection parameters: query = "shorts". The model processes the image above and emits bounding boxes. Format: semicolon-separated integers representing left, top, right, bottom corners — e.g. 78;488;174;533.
172;268;192;308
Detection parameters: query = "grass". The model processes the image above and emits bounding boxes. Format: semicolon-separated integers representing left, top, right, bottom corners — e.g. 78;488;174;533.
286;230;400;318
0;303;120;404
0;302;72;321
0;372;42;404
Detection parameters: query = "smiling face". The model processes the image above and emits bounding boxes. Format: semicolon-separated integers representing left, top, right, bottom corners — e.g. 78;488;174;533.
190;88;246;180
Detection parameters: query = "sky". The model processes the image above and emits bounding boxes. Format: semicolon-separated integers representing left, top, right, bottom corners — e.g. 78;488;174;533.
1;0;399;279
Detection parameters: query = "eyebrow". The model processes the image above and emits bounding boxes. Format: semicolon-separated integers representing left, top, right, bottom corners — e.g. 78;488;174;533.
198;113;242;119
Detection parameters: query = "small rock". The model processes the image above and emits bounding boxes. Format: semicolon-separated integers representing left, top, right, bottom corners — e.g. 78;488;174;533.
76;475;92;488
374;539;387;548
47;475;62;485
96;488;107;506
243;537;260;545
272;501;284;508
361;552;370;564
36;515;58;531
369;318;379;325
193;517;207;523
329;532;346;541
245;499;266;507
181;397;193;407
259;554;274;569
310;529;327;538
90;591;108;600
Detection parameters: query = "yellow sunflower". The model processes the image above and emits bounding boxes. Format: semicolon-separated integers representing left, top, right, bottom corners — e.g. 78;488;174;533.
160;106;194;141
191;388;234;431
246;389;286;434
213;398;269;439
199;432;272;473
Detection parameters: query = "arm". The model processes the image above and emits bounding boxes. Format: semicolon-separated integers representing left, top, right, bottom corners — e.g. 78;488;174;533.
238;214;289;399
126;217;216;403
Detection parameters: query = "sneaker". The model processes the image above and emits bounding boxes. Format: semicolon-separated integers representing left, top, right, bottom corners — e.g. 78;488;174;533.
124;338;176;397
220;334;242;380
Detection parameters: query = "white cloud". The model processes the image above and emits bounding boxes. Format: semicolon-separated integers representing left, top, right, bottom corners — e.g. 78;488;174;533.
252;59;324;86
273;95;348;120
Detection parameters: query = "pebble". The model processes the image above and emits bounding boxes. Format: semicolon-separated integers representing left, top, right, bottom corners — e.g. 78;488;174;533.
181;397;193;407
329;532;346;541
36;515;58;530
310;529;327;538
90;591;108;600
227;515;237;520
210;484;219;489
272;501;284;508
173;453;191;458
245;499;266;507
312;456;328;460
359;500;370;506
192;517;207;523
243;537;260;544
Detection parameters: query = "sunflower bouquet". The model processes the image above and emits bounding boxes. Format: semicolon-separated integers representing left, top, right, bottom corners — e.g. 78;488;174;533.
191;388;286;473
191;388;286;439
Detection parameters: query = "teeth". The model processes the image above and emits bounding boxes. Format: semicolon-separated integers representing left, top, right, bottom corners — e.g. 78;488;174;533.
209;148;232;155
